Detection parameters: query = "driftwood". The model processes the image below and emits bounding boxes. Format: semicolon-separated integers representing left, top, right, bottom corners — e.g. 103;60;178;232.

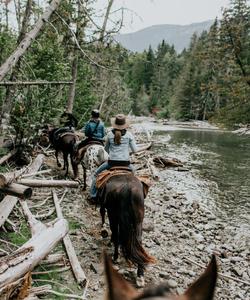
19;201;46;236
137;142;152;152
23;284;52;299
41;253;65;265
147;158;160;180
153;156;183;168
0;218;68;288
0;183;32;199
52;191;86;286
0;150;17;165
0;155;44;228
18;179;79;188
21;169;52;178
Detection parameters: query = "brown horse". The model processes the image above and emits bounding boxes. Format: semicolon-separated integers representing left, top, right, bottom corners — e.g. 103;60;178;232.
104;252;217;300
99;174;155;287
44;127;77;176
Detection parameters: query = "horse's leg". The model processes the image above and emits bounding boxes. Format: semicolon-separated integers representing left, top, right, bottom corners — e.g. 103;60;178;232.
100;205;108;238
136;223;145;287
107;210;119;262
83;166;87;190
55;149;61;167
63;152;69;176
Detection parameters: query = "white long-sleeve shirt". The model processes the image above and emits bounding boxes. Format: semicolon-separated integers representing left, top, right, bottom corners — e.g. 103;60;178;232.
105;130;137;161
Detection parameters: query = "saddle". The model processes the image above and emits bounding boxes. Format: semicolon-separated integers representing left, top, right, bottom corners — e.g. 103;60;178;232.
96;168;152;198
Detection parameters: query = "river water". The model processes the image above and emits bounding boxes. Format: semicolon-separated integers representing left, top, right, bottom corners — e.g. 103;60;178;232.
147;125;250;235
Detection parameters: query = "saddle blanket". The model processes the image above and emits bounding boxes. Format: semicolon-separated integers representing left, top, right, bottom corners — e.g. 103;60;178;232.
58;132;79;140
96;169;153;197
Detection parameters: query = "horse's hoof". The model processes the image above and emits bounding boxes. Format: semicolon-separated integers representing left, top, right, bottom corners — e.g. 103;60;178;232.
136;276;145;288
100;228;109;238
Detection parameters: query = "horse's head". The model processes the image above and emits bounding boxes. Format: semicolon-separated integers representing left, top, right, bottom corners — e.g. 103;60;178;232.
104;253;217;300
38;124;54;146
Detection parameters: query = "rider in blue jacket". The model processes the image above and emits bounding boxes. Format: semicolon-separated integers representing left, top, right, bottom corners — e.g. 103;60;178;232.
79;109;105;147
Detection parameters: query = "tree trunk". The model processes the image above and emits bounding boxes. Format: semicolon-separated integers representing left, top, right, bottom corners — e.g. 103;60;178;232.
0;149;17;165
0;0;62;82
0;81;73;86
0;218;68;289
0;154;44;228
0;183;32;199
66;56;78;114
52;191;86;285
18;179;79;188
99;0;114;43
1;0;33;132
19;201;46;236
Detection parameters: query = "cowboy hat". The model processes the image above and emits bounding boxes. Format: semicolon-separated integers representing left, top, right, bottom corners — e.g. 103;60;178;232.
111;114;129;130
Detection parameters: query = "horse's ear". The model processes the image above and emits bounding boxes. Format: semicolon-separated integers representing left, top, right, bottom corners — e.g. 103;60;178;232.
184;255;217;300
103;252;139;300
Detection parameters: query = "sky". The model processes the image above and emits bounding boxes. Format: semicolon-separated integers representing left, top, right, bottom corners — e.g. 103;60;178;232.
94;0;231;33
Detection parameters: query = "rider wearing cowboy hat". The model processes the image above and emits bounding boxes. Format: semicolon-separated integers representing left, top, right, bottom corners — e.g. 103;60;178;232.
89;114;138;202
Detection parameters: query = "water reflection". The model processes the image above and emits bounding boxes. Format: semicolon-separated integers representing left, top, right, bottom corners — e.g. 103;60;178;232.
155;130;250;227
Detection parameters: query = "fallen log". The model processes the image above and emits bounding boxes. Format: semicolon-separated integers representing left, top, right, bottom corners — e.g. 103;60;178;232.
0;154;44;227
18;179;79;188
40;253;66;266
136;142;152;152
147;158;159;180
21;169;52;178
0;149;17;165
0;218;68;288
19;201;46;236
52;191;86;286
153;156;183;168
23;284;52;299
0;182;32;199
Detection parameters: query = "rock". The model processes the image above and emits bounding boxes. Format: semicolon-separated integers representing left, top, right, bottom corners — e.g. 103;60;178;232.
232;267;243;277
159;271;169;279
143;220;155;232
167;279;178;288
153;237;161;245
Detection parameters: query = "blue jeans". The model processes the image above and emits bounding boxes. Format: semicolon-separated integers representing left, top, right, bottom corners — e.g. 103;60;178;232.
90;162;134;198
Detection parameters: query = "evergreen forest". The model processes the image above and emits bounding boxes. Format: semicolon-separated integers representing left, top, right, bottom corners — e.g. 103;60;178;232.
0;0;249;142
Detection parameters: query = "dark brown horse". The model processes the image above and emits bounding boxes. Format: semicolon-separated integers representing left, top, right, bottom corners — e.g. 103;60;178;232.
44;127;77;176
104;252;217;300
99;174;155;287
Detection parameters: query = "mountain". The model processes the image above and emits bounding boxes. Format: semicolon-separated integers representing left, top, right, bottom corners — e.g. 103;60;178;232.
115;20;214;53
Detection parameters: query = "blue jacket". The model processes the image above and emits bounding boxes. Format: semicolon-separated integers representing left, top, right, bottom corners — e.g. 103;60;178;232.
84;119;105;140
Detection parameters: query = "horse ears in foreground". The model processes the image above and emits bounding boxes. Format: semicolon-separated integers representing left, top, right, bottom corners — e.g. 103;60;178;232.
104;252;217;300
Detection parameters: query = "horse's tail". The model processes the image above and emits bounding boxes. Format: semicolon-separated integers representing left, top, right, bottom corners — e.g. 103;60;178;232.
118;183;155;267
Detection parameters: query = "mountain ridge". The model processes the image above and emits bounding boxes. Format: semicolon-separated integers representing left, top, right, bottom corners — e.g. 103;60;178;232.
115;20;214;53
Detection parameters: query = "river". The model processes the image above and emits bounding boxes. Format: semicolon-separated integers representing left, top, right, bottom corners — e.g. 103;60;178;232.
134;120;250;238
